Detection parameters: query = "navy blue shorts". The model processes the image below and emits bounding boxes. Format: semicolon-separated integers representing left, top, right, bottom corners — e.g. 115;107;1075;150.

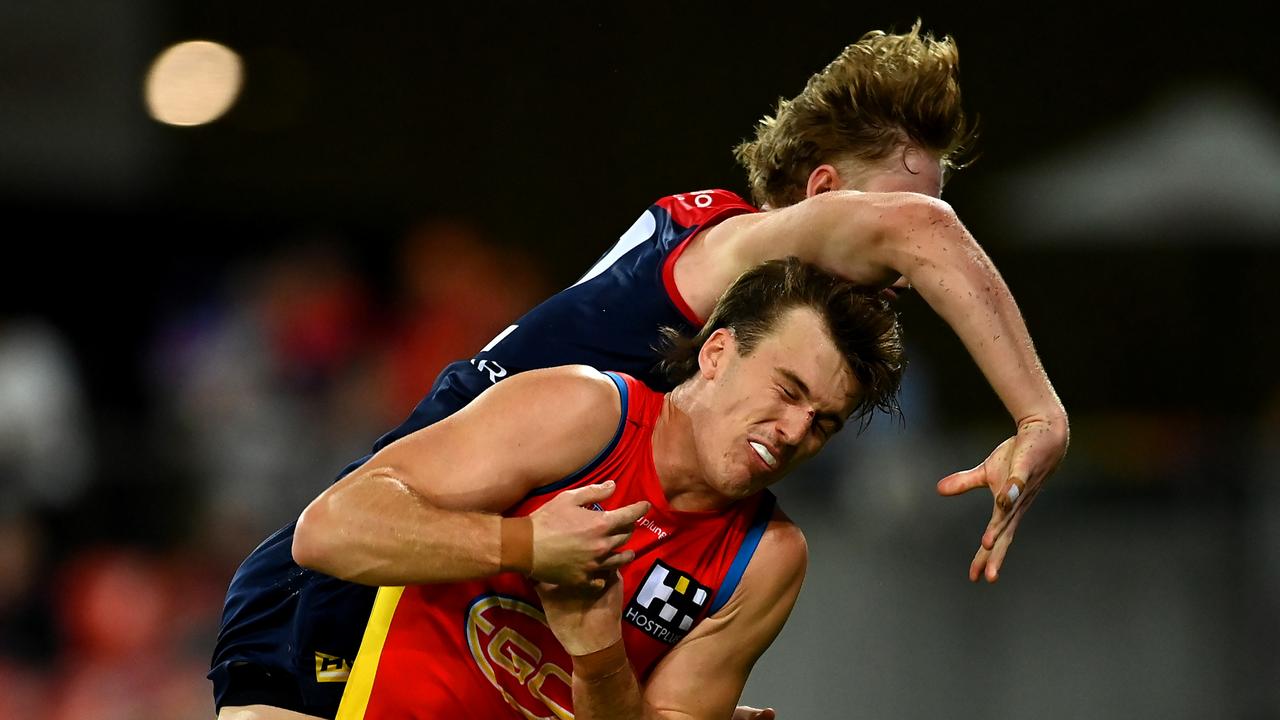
209;521;376;718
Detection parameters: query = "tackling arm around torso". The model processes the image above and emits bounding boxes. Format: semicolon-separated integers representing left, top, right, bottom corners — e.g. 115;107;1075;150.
291;366;648;587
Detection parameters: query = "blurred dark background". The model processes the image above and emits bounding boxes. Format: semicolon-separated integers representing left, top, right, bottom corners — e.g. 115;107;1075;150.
1;2;1277;718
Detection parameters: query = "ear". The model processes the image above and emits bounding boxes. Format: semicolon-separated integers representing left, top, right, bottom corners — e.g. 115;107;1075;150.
805;164;843;198
902;145;927;175
697;328;735;380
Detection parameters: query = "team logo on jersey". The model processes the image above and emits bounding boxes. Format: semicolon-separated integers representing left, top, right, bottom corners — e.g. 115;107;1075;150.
313;651;352;682
466;594;574;720
624;560;710;645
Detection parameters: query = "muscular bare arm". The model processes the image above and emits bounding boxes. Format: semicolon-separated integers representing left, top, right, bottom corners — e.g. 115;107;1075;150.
676;191;1068;581
292;366;648;586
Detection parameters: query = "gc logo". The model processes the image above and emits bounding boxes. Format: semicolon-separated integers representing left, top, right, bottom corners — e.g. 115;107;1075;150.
466;594;575;720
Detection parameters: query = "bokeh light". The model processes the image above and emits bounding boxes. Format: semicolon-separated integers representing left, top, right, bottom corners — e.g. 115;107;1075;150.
144;40;243;127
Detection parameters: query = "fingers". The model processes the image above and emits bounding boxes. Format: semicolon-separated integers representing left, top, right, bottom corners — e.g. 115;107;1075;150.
584;569;623;593
982;482;1038;550
984;533;1014;582
995;476;1026;512
732;707;777;720
972;490;1035;582
968;545;988;583
602;500;650;533
980;501;1012;551
971;534;1010;583
596;549;636;571
936;466;987;496
955;434;1048;582
559;480;619;507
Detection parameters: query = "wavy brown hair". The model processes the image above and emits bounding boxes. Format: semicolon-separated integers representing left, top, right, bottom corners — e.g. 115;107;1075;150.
734;20;976;209
657;258;905;428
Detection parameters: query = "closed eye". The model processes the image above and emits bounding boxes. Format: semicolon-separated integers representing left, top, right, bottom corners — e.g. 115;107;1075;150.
815;416;842;439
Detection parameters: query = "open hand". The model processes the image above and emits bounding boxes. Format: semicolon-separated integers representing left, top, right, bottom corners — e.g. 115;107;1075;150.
529;481;650;586
936;416;1067;582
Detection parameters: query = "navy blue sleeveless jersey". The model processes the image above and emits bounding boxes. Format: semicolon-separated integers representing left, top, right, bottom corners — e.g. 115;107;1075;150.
210;189;758;718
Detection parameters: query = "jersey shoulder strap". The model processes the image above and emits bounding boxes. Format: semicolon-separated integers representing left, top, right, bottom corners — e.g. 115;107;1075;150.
654;189;756;228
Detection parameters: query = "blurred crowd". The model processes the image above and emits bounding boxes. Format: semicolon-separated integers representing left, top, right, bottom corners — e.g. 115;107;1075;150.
0;220;547;719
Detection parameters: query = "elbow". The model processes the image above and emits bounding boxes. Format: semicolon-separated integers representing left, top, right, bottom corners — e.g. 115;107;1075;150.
892;194;959;235
904;199;981;279
292;497;340;574
871;194;965;266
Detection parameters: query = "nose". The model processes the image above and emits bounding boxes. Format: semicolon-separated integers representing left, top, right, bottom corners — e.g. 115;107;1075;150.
775;405;815;446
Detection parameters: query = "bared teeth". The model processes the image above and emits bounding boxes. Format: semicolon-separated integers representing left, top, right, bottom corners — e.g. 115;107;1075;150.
749;441;777;468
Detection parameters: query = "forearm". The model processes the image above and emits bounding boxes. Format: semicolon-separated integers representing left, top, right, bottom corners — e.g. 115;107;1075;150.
898;208;1066;427
292;466;509;585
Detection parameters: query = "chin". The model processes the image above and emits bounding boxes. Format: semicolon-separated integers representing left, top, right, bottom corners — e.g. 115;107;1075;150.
715;469;760;500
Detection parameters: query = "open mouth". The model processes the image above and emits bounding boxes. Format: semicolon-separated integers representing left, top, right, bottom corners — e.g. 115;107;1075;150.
749;441;778;469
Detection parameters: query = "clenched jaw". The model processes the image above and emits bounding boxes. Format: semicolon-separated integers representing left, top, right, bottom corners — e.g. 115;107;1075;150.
749;441;778;468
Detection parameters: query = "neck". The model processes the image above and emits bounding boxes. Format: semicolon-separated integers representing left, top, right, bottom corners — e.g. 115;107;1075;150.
654;385;733;512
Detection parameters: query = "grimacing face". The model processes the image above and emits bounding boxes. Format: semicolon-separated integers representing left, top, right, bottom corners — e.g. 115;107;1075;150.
694;306;859;499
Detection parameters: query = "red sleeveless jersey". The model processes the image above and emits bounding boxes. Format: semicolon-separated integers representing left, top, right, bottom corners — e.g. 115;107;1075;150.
337;372;775;720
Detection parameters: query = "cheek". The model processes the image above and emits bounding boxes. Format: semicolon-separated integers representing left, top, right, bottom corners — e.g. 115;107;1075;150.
793;436;827;464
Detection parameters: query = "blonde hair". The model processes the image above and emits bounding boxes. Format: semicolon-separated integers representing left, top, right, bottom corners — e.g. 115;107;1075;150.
734;20;976;209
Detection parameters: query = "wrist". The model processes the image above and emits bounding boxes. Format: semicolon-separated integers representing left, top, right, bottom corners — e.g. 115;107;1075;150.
499;516;533;575
1016;408;1069;433
571;638;628;683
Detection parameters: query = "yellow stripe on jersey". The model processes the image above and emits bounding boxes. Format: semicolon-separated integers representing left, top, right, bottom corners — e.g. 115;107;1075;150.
335;585;406;720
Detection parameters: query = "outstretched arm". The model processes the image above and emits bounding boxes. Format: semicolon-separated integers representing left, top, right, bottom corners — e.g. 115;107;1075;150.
293;366;649;587
676;190;1068;581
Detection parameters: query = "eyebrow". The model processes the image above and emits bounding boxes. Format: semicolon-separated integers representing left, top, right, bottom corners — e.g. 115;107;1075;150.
777;368;847;433
777;368;810;398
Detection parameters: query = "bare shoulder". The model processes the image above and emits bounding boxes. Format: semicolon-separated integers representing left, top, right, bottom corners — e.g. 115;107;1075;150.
741;503;808;597
467;365;619;417
371;365;625;502
642;501;809;711
468;365;623;444
486;363;617;393
706;503;808;622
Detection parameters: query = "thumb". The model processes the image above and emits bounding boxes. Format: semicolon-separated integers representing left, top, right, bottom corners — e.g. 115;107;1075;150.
936;466;987;496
